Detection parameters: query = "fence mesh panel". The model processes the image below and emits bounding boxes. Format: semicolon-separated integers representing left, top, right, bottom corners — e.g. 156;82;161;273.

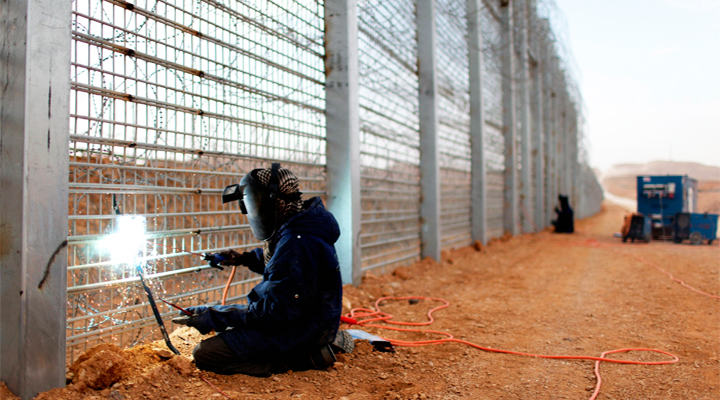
357;0;422;274
68;0;326;361
480;0;506;239
436;0;472;250
60;0;601;362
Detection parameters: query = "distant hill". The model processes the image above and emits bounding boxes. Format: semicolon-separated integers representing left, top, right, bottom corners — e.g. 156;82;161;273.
602;161;720;181
601;161;720;214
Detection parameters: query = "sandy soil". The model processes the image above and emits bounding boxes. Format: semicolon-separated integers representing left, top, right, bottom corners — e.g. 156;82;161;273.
5;201;719;400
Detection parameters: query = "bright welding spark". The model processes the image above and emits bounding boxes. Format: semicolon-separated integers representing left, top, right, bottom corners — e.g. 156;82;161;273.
99;215;148;267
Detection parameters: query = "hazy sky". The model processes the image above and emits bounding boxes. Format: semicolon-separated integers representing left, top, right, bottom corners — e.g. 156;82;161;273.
553;0;720;171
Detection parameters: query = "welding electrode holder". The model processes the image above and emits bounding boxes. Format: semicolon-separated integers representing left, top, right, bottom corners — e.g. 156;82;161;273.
202;253;226;270
136;265;181;355
171;315;192;326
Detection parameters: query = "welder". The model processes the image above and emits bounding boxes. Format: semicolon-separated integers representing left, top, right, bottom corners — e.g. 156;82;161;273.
173;163;349;376
552;194;574;233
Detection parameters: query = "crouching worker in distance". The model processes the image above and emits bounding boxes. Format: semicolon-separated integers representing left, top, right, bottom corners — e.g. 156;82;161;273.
173;163;351;376
551;194;574;233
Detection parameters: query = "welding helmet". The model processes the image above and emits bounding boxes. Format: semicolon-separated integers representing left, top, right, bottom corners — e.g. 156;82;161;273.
222;163;281;241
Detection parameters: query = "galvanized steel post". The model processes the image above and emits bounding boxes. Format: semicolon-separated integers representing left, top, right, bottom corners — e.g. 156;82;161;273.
541;28;553;228
568;105;578;210
530;2;545;231
468;0;488;245
500;0;519;236
0;0;71;397
560;83;569;197
516;0;533;233
325;0;362;285
555;73;564;204
417;0;441;261
544;53;558;225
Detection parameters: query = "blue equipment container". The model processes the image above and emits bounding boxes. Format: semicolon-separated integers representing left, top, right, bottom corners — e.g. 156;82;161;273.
673;212;718;245
636;175;698;239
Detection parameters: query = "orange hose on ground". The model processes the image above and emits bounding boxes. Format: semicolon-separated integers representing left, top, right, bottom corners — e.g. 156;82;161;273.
200;374;233;399
578;239;720;300
346;296;678;400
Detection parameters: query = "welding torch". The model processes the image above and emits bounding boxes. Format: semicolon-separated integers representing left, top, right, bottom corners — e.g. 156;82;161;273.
149;239;227;270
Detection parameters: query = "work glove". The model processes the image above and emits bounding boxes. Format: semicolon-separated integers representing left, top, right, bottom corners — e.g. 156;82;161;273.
203;250;256;270
171;306;213;335
202;253;227;270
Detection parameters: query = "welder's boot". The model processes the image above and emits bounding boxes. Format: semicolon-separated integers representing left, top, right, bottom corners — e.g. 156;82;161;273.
281;344;336;372
331;330;355;354
308;344;336;370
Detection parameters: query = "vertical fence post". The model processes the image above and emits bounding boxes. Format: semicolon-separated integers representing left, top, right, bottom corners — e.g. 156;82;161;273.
468;0;487;245
516;0;533;233
417;0;441;261
325;0;362;285
560;85;569;197
0;0;70;398
541;24;554;228
574;114;583;218
530;3;544;231
555;74;563;203
552;60;563;214
544;53;557;224
569;106;578;211
500;0;519;236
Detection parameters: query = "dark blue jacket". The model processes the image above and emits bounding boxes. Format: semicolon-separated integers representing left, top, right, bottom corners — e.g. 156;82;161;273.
187;197;342;359
553;195;574;233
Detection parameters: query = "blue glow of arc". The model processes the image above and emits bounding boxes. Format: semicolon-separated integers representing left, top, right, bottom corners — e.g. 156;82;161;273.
99;215;148;267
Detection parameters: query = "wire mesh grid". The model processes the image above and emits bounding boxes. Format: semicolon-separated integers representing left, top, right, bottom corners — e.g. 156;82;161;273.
512;0;529;231
529;54;542;225
479;0;506;238
517;1;546;232
436;0;472;250
357;0;422;274
60;0;598;363
68;0;325;362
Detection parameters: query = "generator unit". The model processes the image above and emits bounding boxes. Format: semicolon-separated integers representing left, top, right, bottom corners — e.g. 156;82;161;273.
636;175;698;239
673;212;718;245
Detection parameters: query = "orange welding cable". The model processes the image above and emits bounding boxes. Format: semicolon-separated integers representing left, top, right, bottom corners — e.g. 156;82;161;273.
578;239;720;300
200;374;233;399
221;265;237;306
346;296;679;400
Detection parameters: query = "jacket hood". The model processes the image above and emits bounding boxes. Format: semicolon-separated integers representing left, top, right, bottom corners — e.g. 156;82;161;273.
558;195;570;211
276;197;340;244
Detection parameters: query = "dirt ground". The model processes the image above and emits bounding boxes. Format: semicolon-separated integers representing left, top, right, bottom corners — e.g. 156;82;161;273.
4;201;719;400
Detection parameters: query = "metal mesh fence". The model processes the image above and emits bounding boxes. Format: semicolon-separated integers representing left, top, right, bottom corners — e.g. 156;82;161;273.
436;0;472;250
68;0;326;361
58;0;602;361
480;0;506;239
357;0;422;274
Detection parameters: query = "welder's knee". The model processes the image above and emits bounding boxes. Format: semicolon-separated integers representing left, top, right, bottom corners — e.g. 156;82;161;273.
191;336;275;376
191;335;236;370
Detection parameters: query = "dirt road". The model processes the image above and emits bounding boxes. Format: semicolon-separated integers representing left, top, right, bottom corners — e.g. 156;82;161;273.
11;201;719;400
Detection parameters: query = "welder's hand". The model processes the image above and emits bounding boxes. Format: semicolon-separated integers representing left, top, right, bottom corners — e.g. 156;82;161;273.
202;253;227;270
216;250;256;268
171;315;192;326
171;306;213;335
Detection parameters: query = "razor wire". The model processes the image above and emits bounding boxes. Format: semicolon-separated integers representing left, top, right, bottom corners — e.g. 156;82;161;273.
68;0;326;362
